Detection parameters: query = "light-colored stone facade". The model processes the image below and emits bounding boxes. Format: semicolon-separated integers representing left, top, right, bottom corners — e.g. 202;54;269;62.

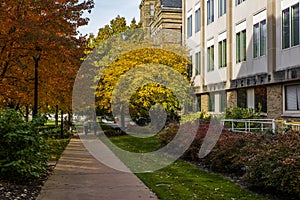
200;94;209;112
267;85;283;119
183;0;300;119
227;90;237;108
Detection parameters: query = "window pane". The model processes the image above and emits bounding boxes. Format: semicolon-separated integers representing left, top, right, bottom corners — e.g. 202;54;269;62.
207;47;210;71
218;41;222;68
195;9;200;32
241;30;246;61
282;8;290;49
292;4;299;46
209;94;215;112
223;39;227;67
195;52;201;75
286;85;298;110
220;91;226;113
260;20;267;56
255;87;267;113
207;0;211;24
150;4;154;16
188;16;193;37
237;88;247;108
253;23;259;58
236;33;240;63
211;45;214;70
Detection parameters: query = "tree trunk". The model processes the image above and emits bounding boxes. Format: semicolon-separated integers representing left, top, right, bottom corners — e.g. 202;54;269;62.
32;55;40;118
55;105;59;127
60;110;64;138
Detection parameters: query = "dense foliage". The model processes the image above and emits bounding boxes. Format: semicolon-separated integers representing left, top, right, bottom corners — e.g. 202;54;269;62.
157;115;300;197
0;109;47;183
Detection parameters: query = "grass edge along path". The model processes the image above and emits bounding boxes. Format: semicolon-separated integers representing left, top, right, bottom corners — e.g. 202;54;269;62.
106;135;267;200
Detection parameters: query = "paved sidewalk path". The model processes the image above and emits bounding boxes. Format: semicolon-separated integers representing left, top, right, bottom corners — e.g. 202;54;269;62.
37;136;158;200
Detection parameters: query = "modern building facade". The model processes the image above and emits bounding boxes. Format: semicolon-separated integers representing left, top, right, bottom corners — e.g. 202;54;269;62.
183;0;300;119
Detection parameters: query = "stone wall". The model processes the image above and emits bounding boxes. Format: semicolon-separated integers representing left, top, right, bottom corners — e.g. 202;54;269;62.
226;90;237;108
201;94;209;112
267;84;282;119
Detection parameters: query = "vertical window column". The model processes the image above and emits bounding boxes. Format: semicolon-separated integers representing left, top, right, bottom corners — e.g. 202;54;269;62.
253;19;267;58
236;30;246;63
187;15;193;38
282;3;300;49
218;39;227;68
207;45;214;72
207;0;214;25
195;8;201;33
195;52;201;75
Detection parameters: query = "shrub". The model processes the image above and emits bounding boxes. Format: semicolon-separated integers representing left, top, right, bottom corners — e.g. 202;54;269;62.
0;109;48;183
157;116;300;197
244;132;300;196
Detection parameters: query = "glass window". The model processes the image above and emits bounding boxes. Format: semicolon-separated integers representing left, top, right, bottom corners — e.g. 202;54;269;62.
253;20;267;58
254;87;267;113
285;85;300;111
236;32;241;63
282;3;300;49
220;91;227;112
207;45;214;72
236;29;246;63
209;93;215;112
195;51;201;75
282;8;291;49
207;0;214;25
253;23;260;58
188;56;193;78
187;15;193;38
292;4;299;46
218;0;226;17
150;4;154;16
241;30;246;61
260;20;267;56
195;8;201;33
237;88;247;108
236;0;246;6
218;39;227;68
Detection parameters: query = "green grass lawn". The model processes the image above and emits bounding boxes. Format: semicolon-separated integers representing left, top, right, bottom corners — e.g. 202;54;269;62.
108;135;267;200
46;138;70;161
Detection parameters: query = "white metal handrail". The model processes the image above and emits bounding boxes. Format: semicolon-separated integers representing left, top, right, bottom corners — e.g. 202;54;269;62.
221;119;276;133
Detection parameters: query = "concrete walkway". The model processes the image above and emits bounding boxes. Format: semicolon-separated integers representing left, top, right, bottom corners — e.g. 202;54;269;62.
37;135;158;200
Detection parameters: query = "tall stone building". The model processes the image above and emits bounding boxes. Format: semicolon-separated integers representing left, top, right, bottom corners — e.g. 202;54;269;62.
139;0;182;38
182;0;300;119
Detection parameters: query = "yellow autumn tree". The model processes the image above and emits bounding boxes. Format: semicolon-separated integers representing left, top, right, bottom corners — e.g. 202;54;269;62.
95;47;192;122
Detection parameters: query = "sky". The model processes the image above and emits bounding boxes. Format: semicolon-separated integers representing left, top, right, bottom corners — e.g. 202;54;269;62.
78;0;141;36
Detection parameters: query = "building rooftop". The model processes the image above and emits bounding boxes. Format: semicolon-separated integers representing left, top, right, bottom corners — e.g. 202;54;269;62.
161;0;182;8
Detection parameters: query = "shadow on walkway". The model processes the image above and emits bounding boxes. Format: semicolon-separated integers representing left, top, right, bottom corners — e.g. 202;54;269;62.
37;135;157;200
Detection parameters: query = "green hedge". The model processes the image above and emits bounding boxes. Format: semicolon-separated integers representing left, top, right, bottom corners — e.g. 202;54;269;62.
0;109;48;183
157;119;300;197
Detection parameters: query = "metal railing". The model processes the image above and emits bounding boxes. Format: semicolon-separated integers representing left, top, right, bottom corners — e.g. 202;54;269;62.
221;119;276;133
221;119;300;134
